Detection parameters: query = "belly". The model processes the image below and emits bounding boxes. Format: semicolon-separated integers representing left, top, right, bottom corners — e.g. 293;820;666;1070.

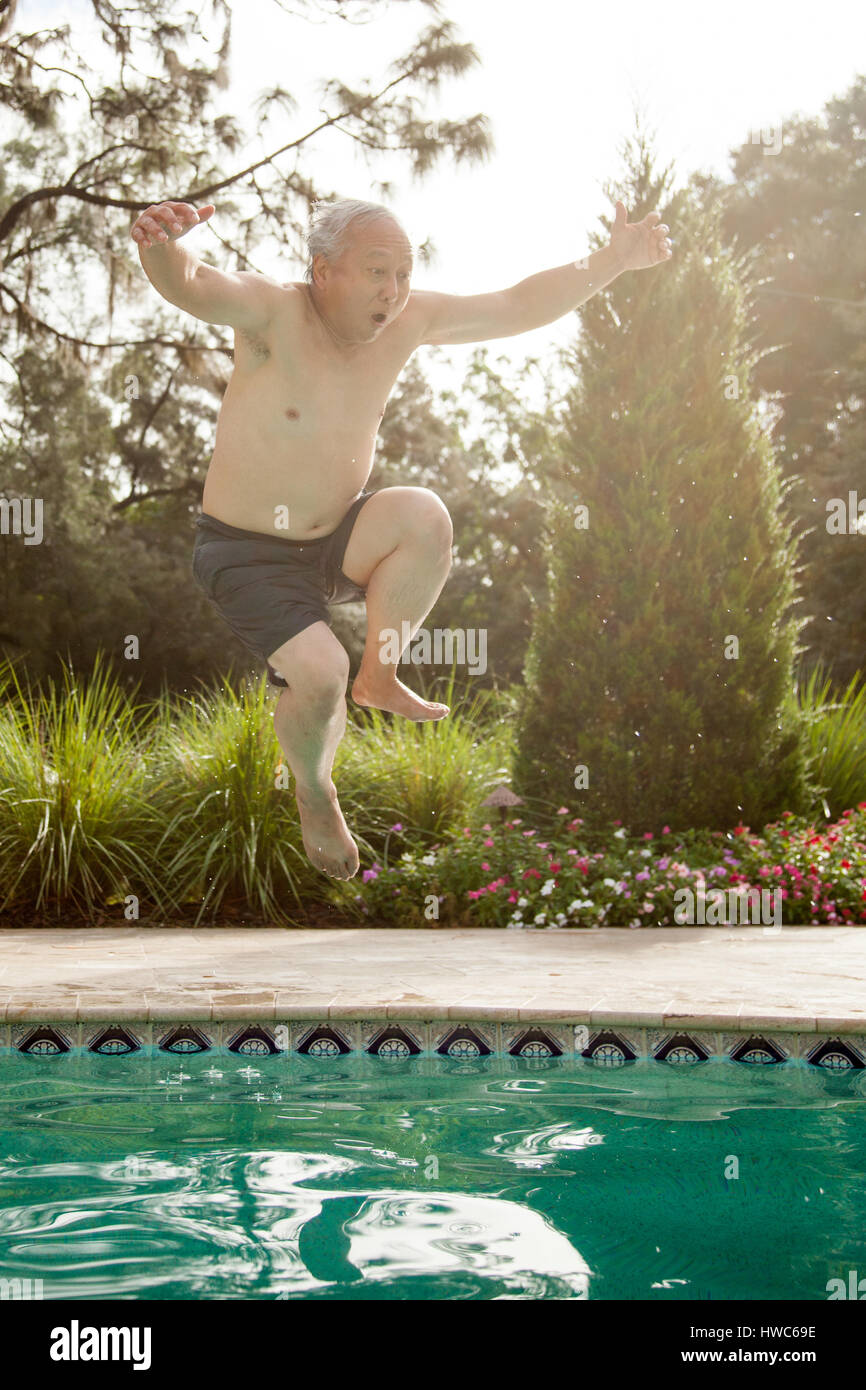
203;390;378;537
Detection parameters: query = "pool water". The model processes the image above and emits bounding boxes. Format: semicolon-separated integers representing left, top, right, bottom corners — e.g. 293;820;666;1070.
0;1052;863;1300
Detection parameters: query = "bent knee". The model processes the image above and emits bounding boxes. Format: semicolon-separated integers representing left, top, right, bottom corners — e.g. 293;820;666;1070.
269;629;350;700
296;651;349;699
407;488;453;549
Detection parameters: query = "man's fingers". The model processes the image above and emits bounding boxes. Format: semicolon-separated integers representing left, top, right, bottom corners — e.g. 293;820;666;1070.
143;214;173;240
132;200;214;249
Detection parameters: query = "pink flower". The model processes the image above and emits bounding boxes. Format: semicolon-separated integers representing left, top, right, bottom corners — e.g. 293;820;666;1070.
483;838;494;847
557;806;570;814
481;862;491;871
390;822;403;832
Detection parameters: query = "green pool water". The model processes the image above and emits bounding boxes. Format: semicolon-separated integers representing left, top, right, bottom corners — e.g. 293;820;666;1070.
0;1052;863;1301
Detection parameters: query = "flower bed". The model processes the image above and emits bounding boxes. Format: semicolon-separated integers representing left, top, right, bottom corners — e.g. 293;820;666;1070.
349;806;866;927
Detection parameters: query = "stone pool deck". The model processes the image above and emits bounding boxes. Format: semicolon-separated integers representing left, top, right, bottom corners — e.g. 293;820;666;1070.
1;925;864;1033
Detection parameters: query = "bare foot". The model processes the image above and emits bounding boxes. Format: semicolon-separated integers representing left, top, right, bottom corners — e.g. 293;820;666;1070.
295;781;359;879
351;672;449;721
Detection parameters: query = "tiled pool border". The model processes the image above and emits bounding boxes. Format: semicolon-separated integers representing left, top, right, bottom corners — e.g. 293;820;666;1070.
1;1018;865;1068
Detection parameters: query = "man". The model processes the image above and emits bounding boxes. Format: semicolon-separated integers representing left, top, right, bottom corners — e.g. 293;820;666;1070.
132;195;672;880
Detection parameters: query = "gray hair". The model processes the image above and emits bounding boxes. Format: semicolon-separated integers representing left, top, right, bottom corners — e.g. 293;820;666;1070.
304;198;411;283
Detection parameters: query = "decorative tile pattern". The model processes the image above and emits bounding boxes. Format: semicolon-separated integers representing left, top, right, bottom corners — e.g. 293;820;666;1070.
652;1032;713;1064
364;1023;424;1057
12;1023;75;1054
801;1036;866;1070
719;1032;798;1062
156;1024;214;1054
85;1024;144;1055
504;1024;571;1059
431;1022;497;1057
581;1028;643;1063
2;1018;866;1066
648;1028;718;1059
224;1023;281;1056
294;1022;355;1056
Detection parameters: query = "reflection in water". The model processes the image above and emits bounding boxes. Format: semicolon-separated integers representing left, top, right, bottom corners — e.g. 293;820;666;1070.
0;1054;863;1300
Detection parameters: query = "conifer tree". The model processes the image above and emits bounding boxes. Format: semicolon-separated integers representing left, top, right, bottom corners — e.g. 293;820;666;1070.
513;130;817;834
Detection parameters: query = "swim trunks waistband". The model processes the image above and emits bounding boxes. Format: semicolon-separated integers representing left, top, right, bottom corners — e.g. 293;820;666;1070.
195;509;344;548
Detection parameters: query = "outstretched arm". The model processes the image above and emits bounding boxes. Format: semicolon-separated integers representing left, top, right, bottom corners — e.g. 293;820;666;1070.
131;201;279;332
415;201;672;346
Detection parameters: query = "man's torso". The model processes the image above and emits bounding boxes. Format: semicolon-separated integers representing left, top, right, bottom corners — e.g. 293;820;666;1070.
202;281;423;538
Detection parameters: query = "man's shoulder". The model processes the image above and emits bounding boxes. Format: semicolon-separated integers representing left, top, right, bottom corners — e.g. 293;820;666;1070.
399;288;441;343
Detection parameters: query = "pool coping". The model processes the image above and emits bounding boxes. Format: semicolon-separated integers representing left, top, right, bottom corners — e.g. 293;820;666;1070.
1;925;865;1065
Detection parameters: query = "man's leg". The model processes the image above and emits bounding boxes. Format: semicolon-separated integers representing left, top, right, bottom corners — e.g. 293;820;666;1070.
340;486;454;721
268;621;359;880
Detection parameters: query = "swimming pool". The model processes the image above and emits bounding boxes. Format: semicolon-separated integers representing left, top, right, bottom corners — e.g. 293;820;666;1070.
0;1052;863;1300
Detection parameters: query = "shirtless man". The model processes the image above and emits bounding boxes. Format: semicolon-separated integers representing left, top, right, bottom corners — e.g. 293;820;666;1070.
131;195;672;880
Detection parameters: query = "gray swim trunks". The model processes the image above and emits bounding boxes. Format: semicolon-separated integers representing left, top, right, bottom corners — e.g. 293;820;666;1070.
191;490;375;687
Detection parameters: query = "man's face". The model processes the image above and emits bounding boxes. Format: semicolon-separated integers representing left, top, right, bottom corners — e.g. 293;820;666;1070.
316;218;414;340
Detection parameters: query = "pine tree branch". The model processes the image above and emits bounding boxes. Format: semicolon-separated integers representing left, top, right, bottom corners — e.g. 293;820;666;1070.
111;477;201;512
0;278;232;355
0;49;434;246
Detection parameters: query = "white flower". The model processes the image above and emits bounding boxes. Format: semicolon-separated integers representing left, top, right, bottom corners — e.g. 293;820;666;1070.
421;854;437;866
602;878;617;888
540;879;555;897
534;913;547;924
555;913;567;925
511;913;523;924
640;849;651;857
517;896;529;908
613;828;627;839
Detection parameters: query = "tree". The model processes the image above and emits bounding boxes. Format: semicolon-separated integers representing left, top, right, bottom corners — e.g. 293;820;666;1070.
691;75;866;688
512;124;816;834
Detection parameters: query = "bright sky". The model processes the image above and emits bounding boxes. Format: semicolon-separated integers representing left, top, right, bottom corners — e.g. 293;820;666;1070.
28;0;866;396
220;0;865;375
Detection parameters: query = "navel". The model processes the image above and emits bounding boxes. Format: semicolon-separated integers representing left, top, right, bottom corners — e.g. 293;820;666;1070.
285;407;300;421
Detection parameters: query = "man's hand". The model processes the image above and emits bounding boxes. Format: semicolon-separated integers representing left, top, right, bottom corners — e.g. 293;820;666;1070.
131;201;215;250
608;200;672;272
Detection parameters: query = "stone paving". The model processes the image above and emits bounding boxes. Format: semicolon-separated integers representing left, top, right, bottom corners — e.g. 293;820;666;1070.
0;925;864;1031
